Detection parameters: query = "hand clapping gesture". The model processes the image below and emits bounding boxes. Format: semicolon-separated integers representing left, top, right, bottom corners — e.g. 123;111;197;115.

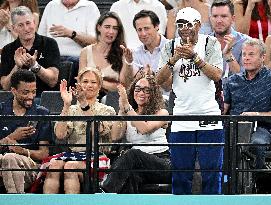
0;9;10;27
120;45;133;65
117;84;129;113
174;37;195;61
14;47;38;68
60;79;73;107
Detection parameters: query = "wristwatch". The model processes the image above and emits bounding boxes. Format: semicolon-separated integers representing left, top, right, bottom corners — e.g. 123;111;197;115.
30;62;41;73
71;31;77;39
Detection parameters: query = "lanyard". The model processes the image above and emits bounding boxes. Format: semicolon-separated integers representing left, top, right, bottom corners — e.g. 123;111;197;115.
257;20;271;41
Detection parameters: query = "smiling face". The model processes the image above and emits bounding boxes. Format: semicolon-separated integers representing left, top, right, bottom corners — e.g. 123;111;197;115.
12;13;35;42
79;71;101;100
177;19;200;44
133;78;151;107
97;17;119;44
12;81;36;109
135;16;159;48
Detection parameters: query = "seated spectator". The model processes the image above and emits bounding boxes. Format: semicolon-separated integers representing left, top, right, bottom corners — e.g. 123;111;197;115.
101;75;171;193
79;11;134;99
224;38;271;169
43;67;115;194
0;6;60;101
0;0;39;55
233;0;271;42
38;0;100;87
0;69;52;193
110;0;167;49
166;0;212;39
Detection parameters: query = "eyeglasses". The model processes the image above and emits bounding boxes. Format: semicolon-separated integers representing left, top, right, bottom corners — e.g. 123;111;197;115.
134;86;151;94
176;22;197;29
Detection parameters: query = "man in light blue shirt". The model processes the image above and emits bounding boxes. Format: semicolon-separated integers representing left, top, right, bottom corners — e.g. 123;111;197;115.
209;0;250;80
132;10;170;96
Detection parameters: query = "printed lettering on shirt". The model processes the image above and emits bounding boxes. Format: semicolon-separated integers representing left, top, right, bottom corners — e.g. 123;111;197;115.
178;63;201;82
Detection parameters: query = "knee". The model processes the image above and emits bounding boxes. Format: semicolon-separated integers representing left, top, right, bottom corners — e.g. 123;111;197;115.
49;159;64;170
2;153;18;167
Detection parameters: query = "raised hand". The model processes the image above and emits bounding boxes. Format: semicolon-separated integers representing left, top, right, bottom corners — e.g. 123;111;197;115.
14;47;28;68
120;45;133;64
60;79;73;107
26;50;38;67
222;34;235;55
0;9;10;27
117;84;129;112
72;83;87;105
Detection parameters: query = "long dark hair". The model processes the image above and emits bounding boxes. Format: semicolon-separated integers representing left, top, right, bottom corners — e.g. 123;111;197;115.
95;11;125;73
127;75;165;115
242;0;270;20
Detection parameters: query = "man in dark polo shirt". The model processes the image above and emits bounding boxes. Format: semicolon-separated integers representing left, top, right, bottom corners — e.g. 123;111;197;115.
224;38;271;169
0;6;60;98
0;69;52;193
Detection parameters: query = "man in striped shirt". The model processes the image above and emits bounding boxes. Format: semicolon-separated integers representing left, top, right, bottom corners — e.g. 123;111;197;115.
224;38;271;169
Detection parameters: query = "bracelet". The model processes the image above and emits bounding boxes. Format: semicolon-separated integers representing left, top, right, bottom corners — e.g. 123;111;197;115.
166;59;175;70
81;104;90;111
124;105;133;114
125;59;133;66
71;31;77;39
225;55;235;63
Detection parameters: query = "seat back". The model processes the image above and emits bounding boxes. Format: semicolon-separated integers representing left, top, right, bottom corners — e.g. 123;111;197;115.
0;91;13;103
40;91;76;115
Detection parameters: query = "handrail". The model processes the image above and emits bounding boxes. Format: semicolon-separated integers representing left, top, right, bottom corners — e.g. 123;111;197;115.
1;114;271;194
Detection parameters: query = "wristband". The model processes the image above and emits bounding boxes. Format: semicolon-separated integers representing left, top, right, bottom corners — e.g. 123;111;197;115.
125;59;133;66
166;59;175;70
124;105;133;114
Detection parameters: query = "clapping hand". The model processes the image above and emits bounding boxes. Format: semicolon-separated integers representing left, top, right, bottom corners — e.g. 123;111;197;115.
222;34;235;55
120;45;133;65
14;47;38;68
0;9;10;27
60;79;73;107
117;84;129;113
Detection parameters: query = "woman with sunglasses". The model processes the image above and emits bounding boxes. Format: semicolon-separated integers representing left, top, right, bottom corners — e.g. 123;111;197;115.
101;75;171;193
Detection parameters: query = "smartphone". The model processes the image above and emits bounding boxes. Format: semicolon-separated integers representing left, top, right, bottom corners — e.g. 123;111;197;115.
27;121;38;128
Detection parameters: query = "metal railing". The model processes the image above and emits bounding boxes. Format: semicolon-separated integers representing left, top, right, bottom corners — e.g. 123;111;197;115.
1;115;271;194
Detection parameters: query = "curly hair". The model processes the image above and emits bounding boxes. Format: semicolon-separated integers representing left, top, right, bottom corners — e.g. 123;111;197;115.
127;75;165;115
95;11;125;74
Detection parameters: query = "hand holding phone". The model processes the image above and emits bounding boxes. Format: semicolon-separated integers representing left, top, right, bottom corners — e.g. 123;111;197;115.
27;121;38;128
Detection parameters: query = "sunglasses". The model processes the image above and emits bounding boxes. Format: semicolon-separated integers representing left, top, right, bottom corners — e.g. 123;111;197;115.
134;86;151;94
176;22;197;29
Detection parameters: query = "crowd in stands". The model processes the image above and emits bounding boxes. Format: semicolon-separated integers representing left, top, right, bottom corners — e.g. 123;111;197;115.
0;0;271;195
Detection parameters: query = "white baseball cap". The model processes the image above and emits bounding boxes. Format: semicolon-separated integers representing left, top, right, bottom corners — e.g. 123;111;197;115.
175;7;201;23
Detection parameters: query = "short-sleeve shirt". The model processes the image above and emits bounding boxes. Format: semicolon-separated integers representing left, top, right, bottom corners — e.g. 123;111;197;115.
0;98;52;150
158;34;223;131
38;0;100;57
0;33;60;97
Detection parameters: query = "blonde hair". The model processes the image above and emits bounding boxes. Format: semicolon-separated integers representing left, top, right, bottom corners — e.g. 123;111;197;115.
77;67;103;88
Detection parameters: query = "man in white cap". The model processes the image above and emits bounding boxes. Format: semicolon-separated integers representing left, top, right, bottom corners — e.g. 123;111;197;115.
156;7;224;194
